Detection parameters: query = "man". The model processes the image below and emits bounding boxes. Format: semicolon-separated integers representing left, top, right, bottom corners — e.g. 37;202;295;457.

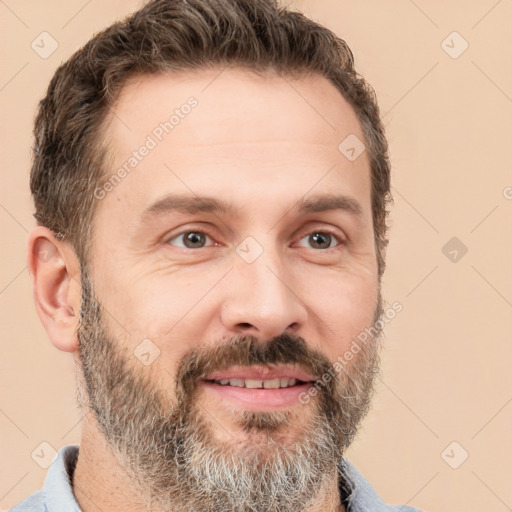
12;0;422;510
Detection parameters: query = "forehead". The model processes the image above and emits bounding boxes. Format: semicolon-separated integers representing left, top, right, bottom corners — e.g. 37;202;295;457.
106;68;366;156
95;68;371;229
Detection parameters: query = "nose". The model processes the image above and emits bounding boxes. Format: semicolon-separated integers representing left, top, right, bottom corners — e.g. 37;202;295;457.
220;250;308;341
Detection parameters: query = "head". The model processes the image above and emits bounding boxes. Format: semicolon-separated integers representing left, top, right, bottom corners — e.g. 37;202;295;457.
28;1;392;511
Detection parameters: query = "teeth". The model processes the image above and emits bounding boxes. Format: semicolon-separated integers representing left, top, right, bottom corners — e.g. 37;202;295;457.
263;378;280;389
214;377;300;388
245;379;263;388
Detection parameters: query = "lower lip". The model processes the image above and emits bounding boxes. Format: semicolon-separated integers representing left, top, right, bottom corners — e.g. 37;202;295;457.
201;381;314;411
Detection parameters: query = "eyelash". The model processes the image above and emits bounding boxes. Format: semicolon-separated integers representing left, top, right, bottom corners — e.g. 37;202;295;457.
166;228;345;251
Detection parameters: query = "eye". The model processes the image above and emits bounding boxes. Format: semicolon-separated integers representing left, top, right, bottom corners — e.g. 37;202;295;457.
167;231;214;249
296;231;342;250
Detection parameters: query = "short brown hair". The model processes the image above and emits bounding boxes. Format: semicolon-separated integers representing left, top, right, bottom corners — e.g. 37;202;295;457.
31;0;392;275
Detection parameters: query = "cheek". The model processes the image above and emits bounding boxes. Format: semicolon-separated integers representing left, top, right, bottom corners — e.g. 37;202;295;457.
297;268;379;353
94;276;210;390
99;268;221;349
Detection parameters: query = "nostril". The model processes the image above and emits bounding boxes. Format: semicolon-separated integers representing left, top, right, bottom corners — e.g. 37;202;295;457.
238;322;253;329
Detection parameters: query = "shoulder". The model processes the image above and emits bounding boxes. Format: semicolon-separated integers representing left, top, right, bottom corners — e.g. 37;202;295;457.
8;444;80;512
386;505;423;511
8;490;47;512
342;458;424;512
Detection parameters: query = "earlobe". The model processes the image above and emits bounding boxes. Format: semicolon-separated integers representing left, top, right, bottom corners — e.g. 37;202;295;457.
27;227;81;352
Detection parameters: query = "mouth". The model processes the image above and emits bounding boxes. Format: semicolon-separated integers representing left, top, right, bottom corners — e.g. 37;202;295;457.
205;377;309;389
201;366;317;411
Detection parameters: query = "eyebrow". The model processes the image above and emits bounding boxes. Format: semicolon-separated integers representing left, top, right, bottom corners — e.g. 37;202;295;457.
140;193;365;222
141;195;234;220
297;194;364;219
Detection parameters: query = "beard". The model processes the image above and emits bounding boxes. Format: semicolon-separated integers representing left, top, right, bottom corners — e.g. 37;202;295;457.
76;268;383;512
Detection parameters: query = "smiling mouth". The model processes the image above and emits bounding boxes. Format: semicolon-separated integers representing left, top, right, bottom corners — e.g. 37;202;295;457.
201;371;316;410
200;365;318;410
205;377;311;389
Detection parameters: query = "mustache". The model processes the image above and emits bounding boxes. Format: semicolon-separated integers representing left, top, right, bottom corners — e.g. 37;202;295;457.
176;333;335;397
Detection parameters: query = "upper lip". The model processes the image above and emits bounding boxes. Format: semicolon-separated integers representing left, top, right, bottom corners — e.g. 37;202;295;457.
203;365;316;382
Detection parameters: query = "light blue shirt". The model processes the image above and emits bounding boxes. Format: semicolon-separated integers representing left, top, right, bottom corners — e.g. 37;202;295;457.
9;445;422;511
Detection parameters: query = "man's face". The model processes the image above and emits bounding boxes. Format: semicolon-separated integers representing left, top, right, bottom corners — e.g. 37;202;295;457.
78;69;382;511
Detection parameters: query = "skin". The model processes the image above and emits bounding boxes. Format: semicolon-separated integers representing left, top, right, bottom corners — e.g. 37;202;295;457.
28;68;381;512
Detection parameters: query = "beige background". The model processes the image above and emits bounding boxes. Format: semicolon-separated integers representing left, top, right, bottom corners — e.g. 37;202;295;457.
1;1;511;511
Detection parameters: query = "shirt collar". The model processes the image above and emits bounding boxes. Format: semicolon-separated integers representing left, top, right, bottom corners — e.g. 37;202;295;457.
44;444;80;512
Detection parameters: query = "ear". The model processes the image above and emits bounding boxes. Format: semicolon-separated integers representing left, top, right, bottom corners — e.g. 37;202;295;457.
27;227;82;352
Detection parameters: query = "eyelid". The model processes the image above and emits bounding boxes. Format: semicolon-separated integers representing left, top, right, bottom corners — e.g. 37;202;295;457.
165;228;216;248
296;230;344;249
162;224;346;250
294;224;346;246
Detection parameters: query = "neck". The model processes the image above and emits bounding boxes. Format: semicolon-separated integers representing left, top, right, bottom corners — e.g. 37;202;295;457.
73;413;148;512
73;411;346;512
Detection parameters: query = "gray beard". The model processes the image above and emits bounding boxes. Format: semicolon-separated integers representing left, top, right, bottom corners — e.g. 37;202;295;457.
76;269;382;512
